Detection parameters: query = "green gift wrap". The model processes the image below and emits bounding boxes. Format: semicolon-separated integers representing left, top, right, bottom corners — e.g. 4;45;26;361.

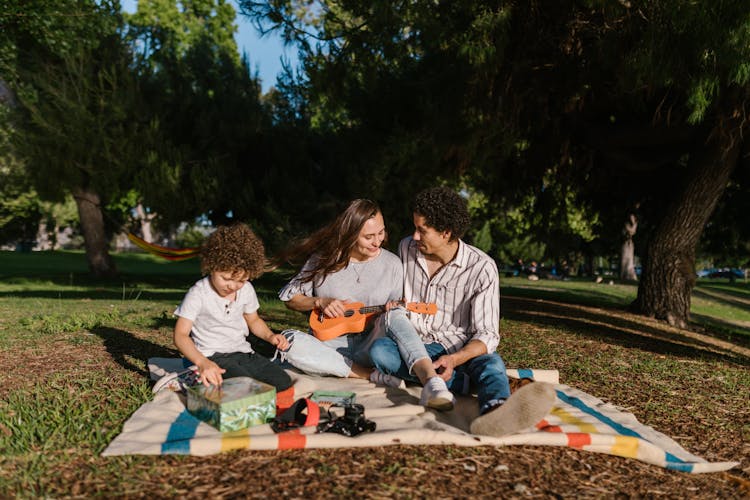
186;377;276;432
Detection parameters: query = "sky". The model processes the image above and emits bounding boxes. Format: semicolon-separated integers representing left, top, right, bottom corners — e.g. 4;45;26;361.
121;0;298;93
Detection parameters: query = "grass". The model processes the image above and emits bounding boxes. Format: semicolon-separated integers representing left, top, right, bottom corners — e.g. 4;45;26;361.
0;250;748;498
500;275;750;345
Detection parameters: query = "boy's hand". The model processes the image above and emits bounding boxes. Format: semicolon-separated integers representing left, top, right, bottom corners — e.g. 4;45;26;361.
270;333;290;351
197;360;226;387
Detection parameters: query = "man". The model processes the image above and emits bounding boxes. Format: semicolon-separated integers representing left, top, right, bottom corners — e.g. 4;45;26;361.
370;187;556;436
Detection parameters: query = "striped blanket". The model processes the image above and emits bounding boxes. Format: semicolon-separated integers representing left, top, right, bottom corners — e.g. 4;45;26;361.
101;358;739;474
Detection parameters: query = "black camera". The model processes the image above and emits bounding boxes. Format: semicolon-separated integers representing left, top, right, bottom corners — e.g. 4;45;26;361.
317;403;376;437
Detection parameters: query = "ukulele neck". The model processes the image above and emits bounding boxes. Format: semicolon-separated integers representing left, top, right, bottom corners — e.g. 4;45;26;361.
358;305;386;315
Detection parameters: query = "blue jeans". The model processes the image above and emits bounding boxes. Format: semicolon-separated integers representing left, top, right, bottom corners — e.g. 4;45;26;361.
371;310;511;413
382;308;432;372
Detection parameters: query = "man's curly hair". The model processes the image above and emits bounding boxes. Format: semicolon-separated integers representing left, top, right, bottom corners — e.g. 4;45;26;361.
412;186;470;241
200;223;266;279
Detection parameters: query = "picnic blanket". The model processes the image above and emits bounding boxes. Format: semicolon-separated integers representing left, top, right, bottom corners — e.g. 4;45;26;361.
101;358;740;474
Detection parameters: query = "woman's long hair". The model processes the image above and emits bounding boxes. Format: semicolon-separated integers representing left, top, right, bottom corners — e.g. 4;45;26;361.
274;199;384;284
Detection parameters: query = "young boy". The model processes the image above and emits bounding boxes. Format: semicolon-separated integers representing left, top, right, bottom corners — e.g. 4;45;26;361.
172;223;292;393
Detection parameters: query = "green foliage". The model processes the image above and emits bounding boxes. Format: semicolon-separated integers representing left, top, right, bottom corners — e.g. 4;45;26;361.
0;105;42;244
240;0;750;274
0;0;122;82
471;220;493;253
686;77;720;124
495;236;546;267
2;0;747;286
174;224;209;248
128;0;279;230
0;165;40;244
458;7;511;69
698;176;750;267
240;0;522;232
6;1;144;206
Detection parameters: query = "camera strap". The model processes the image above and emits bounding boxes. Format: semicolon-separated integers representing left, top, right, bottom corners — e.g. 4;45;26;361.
270;398;321;433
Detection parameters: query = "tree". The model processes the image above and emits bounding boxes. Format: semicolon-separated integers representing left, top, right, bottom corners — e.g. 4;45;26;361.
620;213;638;281
2;0;145;276
243;0;750;329
568;2;750;327
127;0;277;233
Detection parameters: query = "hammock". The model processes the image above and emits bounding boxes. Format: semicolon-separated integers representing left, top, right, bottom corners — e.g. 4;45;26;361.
127;233;200;261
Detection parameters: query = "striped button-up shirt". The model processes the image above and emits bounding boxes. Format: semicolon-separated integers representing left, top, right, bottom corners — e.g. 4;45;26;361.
398;236;500;354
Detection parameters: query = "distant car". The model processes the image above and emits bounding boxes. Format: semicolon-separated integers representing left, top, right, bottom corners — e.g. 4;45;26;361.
696;268;717;278
699;268;744;280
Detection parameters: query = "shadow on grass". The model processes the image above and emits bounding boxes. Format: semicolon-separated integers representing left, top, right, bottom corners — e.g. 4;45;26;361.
0;290;188;302
692;288;750;310
90;326;179;378
690;313;750;345
501;296;750;367
0;268;293;304
149;313;177;331
501;285;633;310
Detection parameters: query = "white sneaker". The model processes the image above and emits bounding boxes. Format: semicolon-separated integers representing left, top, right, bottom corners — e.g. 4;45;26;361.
369;370;406;389
470;381;556;437
419;376;455;411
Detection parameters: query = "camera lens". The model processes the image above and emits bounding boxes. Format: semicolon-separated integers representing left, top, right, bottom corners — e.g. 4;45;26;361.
344;403;364;422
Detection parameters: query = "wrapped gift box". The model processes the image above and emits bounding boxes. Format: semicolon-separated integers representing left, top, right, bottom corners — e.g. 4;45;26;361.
187;377;276;432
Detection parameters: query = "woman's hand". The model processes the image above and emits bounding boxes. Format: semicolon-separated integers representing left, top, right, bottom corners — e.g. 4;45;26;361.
314;297;351;318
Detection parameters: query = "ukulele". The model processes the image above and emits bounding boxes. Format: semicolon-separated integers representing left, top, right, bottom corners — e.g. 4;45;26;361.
309;301;437;341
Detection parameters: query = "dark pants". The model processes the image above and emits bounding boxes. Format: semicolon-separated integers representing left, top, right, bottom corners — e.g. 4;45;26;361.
209;351;292;391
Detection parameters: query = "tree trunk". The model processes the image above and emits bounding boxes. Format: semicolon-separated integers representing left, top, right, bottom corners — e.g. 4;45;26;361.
134;203;155;242
632;109;746;328
620;213;638;281
72;186;117;278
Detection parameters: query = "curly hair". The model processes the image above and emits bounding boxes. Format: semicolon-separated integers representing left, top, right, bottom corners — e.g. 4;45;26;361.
200;223;266;279
412;187;470;241
273;199;384;284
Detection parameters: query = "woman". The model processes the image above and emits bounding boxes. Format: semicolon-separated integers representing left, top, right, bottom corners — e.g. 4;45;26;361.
275;199;406;384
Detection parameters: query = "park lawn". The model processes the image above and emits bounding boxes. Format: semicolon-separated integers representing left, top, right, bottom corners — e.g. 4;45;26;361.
501;276;750;345
0;251;748;498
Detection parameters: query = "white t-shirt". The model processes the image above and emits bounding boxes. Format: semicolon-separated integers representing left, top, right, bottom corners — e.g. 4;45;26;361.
174;276;260;357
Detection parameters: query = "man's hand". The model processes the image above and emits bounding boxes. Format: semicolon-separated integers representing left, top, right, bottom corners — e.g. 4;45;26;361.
433;354;457;382
384;299;405;311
